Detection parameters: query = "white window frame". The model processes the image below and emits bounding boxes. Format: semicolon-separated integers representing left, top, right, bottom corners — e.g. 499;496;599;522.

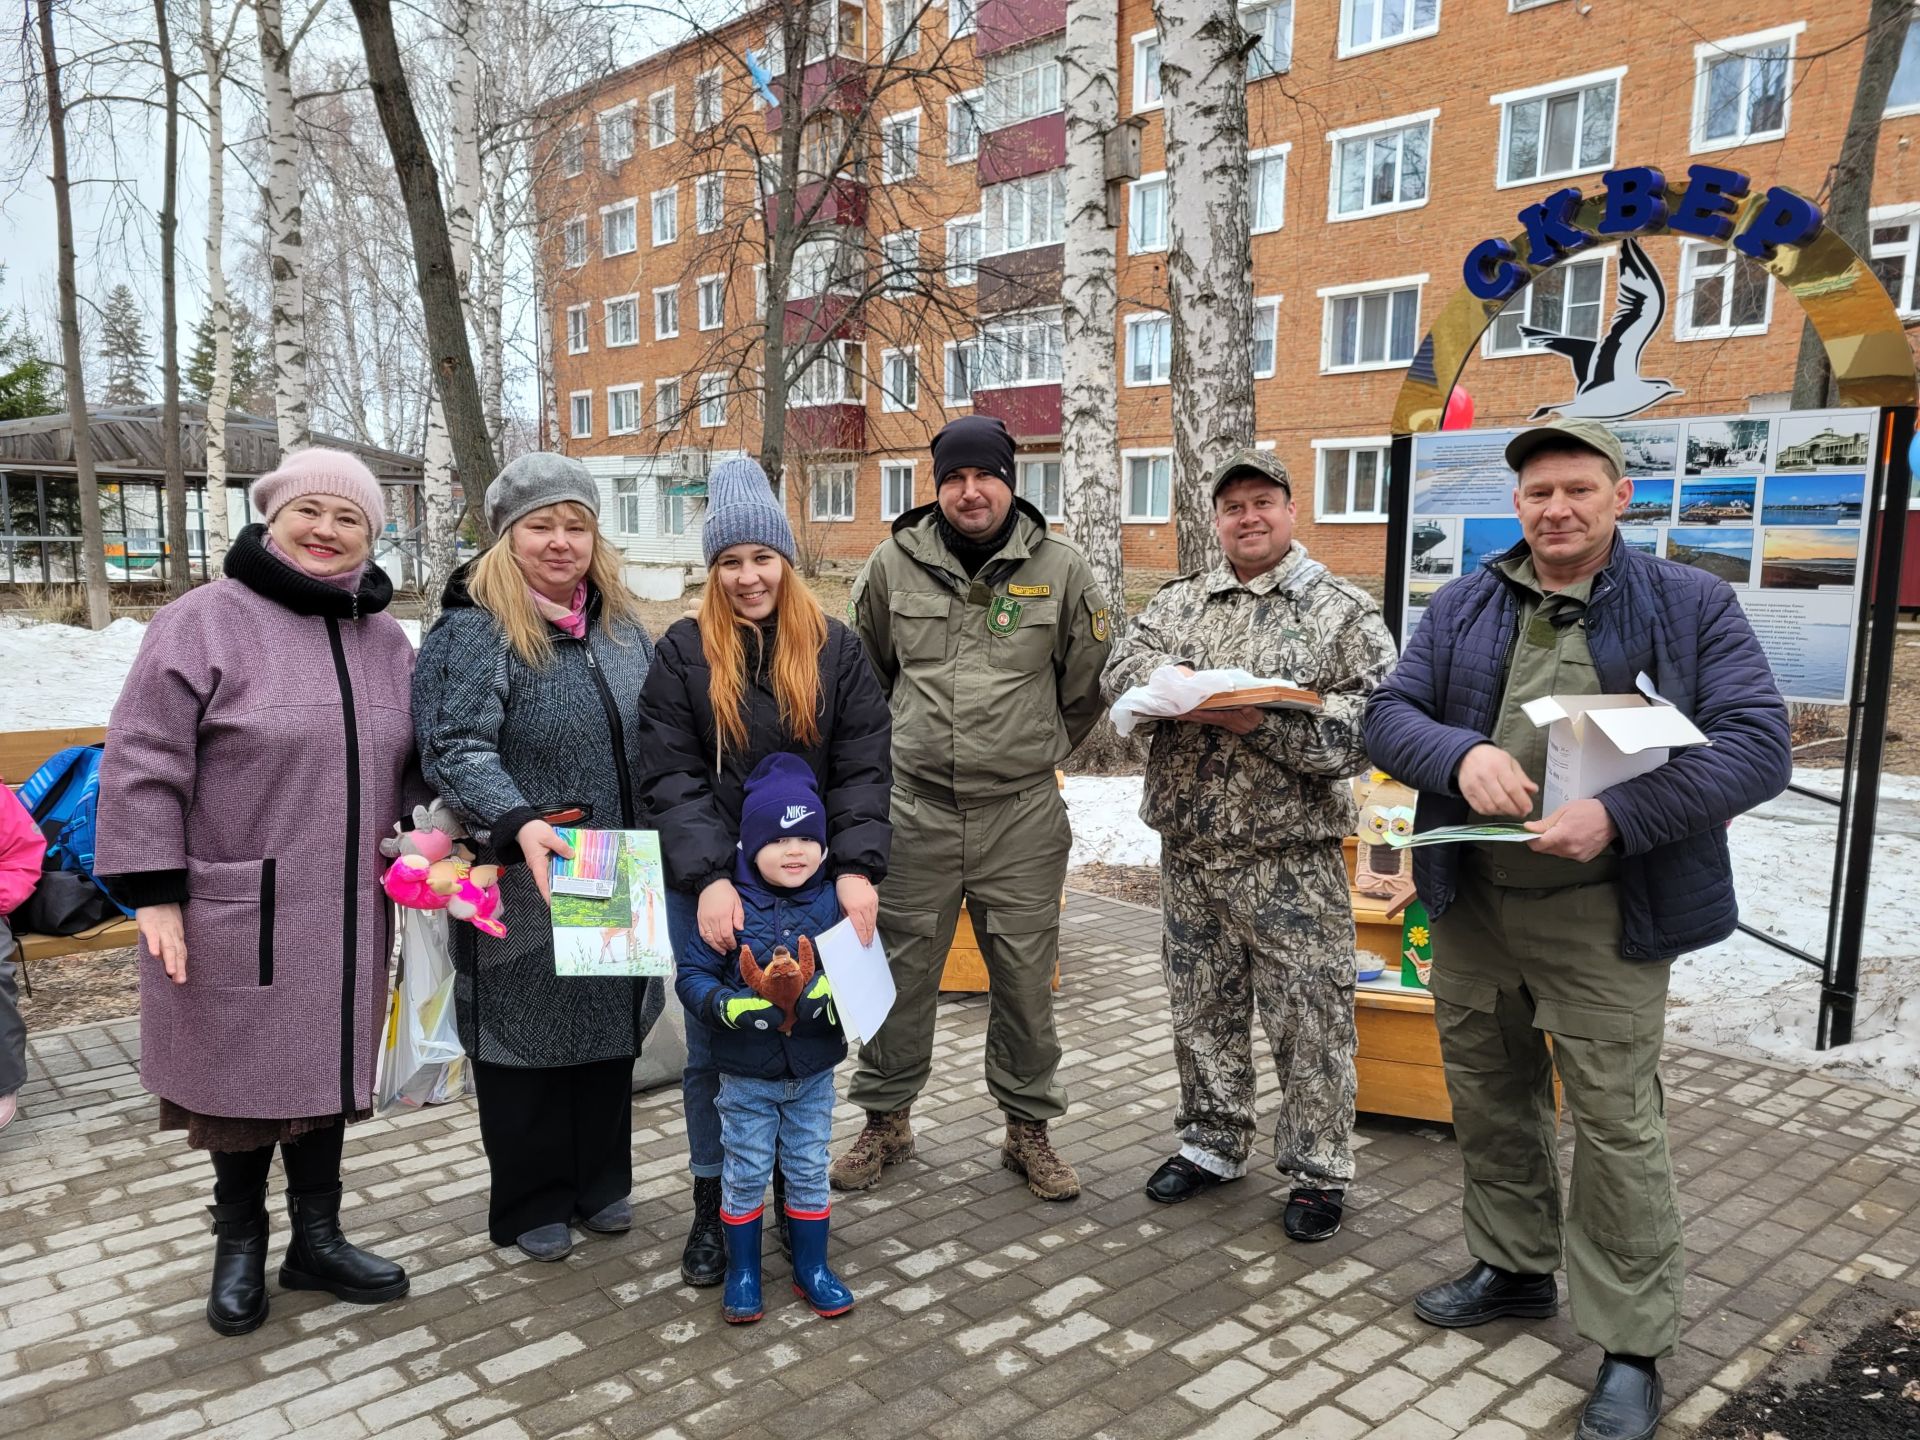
1339;0;1440;58
881;460;916;520
653;283;680;340
1245;2;1293;79
809;464;856;522
662;487;701;537
697;372;727;428
983;35;1063;132
1675;240;1774;341
565;303;590;355
568;390;592;438
1123;312;1171;388
1016;454;1064;522
560;125;585;177
607;384;641;436
1317;274;1427;374
978;308;1064;389
597;101;635;167
1128;172;1167;254
982;171;1067;256
947;90;983;162
882;110;921;183
695;173;724;235
563;215;588;268
693;68;722;131
949;0;977;40
1132;30;1162;113
1482;253;1609;358
1887;14;1920;117
754;263;767;312
604;293;640;348
1690;23;1802;154
1122;448;1173;523
655;377;681;431
651;185;679;246
883;0;920;59
615;476;642;535
648;88;676;148
1252;295;1281;379
882;230;919;294
599;199;637;257
880;347;919;411
1311;437;1392;523
791;340;865;407
946;214;983;285
944;339;977;406
1326;109;1437;223
1869;203;1920;316
1510;0;1564;9
1248;143;1290;235
697;274;726;331
1491;67;1625;190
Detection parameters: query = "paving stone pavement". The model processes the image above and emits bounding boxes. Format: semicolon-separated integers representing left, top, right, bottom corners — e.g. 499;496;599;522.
4;889;1919;1440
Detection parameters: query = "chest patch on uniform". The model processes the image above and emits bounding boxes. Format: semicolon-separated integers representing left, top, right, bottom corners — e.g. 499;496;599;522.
986;595;1023;634
1007;583;1051;597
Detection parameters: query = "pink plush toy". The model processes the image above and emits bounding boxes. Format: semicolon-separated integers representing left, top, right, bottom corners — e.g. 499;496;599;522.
446;870;507;938
381;802;507;937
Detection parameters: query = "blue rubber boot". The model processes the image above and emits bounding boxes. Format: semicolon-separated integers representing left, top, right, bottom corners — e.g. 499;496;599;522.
786;1208;854;1317
720;1208;764;1324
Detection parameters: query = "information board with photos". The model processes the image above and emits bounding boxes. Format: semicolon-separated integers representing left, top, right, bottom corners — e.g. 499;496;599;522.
1404;408;1878;705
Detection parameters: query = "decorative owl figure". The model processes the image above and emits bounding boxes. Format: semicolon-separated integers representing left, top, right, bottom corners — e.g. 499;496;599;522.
1351;772;1418;902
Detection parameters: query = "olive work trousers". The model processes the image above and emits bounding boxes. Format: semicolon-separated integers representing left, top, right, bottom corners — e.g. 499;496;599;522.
848;781;1070;1123
1429;871;1684;1359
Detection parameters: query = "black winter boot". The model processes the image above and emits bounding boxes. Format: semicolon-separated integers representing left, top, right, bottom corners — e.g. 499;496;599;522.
278;1186;409;1304
681;1175;726;1287
205;1196;270;1336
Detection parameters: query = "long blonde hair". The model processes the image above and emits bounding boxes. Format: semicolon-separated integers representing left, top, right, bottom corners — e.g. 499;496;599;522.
467;502;647;666
696;555;827;763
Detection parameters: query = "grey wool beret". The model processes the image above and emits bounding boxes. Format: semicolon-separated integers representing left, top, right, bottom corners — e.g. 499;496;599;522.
485;452;600;537
701;456;796;567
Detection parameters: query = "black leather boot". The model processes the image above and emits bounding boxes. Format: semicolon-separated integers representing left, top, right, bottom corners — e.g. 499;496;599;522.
1413;1259;1558;1327
279;1186;409;1303
1577;1355;1662;1440
772;1167;791;1258
205;1196;270;1336
681;1175;726;1287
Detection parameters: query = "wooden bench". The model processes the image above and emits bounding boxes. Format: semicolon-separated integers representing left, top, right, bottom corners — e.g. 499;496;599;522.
3;726;140;980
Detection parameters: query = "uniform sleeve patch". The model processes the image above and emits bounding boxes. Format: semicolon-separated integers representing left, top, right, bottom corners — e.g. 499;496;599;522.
1091;607;1111;642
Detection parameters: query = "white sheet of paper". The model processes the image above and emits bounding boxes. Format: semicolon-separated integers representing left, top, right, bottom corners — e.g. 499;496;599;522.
812;917;896;1043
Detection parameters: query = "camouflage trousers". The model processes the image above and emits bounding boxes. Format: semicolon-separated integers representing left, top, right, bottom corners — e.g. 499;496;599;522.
1159;843;1359;1184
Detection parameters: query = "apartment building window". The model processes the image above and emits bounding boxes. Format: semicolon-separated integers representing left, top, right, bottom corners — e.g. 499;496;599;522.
1316;440;1389;521
979;309;1064;388
944;339;977;404
1246;3;1293;77
1869;209;1920;314
1329;112;1433;220
754;264;767;311
1133;32;1162;112
569;391;592;438
791;230;866;299
1677;241;1771;340
1486;254;1605;356
1253;297;1280;378
881;348;919;410
651;186;679;245
1889;15;1920;115
615;477;641;533
608;385;641;435
565;304;589;354
983;171;1067;255
600;199;637;257
1496;70;1620;186
656;377;682;430
697;275;726;330
883;0;919;58
1124;451;1172;522
882;231;919;294
984;36;1062;131
946;215;982;284
1249;146;1288;234
563;216;588;267
663;489;700;536
1125;313;1171;386
648;88;676;148
949;0;976;40
605;294;639;347
948;91;982;162
754;155;780;213
560;127;584;176
881;461;915;520
882;111;920;182
1018;456;1063;522
1693;25;1798;150
793;341;863;406
697;373;727;427
598;103;634;166
696;174;723;234
1342;0;1437;56
694;69;722;131
1320;276;1423;372
653;285;680;338
810;465;856;521
1129;173;1167;253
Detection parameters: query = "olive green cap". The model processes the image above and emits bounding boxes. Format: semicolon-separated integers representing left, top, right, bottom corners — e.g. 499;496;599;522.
1208;447;1292;500
1504;418;1626;479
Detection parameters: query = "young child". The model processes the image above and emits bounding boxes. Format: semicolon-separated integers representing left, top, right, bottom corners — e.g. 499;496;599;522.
674;753;851;1324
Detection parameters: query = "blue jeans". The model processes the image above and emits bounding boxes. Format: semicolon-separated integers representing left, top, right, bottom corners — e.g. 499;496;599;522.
715;1068;836;1216
668;888;724;1178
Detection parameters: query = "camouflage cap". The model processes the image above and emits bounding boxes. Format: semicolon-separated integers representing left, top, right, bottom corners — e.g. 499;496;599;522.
1504;417;1625;480
1208;448;1292;501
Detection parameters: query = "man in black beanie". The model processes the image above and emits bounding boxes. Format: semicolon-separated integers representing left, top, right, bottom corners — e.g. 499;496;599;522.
835;415;1113;1201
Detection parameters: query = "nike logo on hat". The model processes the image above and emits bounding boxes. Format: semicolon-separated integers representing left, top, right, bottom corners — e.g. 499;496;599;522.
779;805;816;829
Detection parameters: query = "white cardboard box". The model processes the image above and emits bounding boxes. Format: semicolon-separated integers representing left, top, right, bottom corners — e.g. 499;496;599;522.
1520;675;1710;814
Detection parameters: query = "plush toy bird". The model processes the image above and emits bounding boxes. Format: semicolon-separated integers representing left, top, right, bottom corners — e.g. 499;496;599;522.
737;936;818;1035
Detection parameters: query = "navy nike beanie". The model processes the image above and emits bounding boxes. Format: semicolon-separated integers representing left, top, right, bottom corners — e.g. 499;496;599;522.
738;752;828;862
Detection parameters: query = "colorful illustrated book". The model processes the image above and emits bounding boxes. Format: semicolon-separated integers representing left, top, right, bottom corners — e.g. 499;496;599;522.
549;828;672;977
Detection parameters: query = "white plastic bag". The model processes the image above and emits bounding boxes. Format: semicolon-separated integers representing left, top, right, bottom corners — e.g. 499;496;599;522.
375;906;470;1113
1108;665;1274;737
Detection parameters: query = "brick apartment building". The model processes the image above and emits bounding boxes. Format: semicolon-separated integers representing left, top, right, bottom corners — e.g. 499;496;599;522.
534;0;1920;586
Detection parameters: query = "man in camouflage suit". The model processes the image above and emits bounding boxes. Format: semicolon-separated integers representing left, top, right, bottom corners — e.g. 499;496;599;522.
1102;450;1397;1240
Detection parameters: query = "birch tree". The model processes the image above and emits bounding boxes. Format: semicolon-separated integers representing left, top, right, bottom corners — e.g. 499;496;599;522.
257;0;311;449
1152;0;1255;573
198;0;239;572
155;0;191;593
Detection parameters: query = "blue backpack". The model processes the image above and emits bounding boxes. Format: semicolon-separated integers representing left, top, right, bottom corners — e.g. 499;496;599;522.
17;744;131;918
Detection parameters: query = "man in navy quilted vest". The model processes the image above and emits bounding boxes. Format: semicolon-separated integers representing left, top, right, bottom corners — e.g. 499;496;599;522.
1364;417;1790;1440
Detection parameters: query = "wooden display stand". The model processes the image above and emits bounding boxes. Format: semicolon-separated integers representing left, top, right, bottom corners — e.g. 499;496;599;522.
938;902;1062;993
1346;836;1453;1124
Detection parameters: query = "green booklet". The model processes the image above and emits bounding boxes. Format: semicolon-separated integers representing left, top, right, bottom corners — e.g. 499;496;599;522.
1382;822;1535;850
548;828;672;977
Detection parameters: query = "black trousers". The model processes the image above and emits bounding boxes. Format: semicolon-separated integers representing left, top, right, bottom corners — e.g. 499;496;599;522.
470;1056;633;1246
209;1124;345;1204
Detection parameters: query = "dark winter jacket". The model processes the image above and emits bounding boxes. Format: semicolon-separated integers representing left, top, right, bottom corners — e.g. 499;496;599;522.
413;564;658;1067
1362;537;1791;961
672;868;847;1080
634;616;892;895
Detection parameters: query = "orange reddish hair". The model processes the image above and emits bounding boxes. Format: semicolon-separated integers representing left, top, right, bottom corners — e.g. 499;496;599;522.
696;557;827;763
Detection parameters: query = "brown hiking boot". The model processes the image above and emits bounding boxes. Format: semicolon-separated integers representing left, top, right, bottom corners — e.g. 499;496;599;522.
829;1107;914;1191
1002;1119;1080;1201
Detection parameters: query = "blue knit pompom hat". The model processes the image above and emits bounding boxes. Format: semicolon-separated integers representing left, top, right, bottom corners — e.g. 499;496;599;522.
702;456;796;567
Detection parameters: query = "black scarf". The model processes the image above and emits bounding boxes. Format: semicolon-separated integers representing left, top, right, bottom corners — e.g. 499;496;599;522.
935;506;1018;578
224;523;395;619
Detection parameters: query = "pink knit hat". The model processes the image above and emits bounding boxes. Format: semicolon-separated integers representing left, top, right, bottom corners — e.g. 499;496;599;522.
250;446;386;528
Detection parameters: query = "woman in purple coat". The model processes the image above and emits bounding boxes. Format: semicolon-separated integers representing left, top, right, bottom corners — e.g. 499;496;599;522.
97;449;415;1338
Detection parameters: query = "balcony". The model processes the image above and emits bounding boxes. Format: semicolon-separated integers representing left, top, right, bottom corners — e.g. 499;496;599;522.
975;0;1065;57
972;385;1061;442
783;294;864;346
766;54;867;129
771;174;868;230
785;402;865;452
977;245;1063;317
978;115;1065;185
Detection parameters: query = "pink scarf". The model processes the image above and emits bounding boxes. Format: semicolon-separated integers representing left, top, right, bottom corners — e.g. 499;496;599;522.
530;582;589;639
265;534;366;592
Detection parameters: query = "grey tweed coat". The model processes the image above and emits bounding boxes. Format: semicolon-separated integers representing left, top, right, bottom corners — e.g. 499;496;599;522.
412;567;657;1067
